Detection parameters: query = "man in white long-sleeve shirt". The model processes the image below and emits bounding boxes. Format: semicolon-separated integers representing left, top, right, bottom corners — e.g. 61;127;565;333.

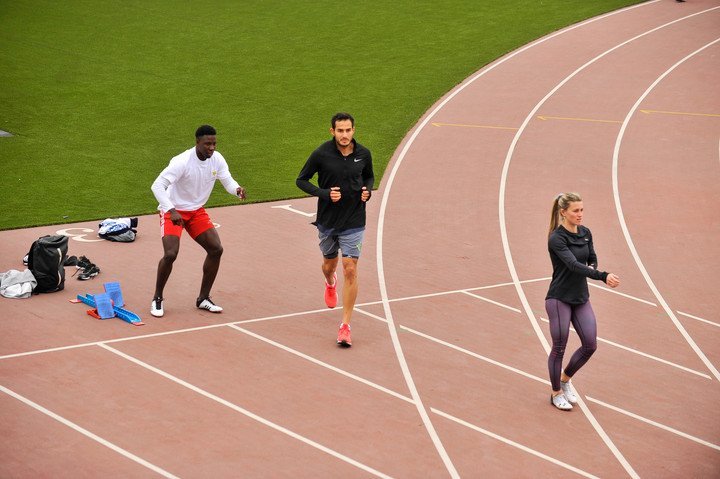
149;125;246;317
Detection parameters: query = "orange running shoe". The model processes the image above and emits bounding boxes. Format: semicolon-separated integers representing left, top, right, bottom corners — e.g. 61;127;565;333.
324;273;338;309
337;323;352;347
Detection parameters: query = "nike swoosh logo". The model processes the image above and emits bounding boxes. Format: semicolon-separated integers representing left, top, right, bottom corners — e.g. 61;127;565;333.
354;158;362;162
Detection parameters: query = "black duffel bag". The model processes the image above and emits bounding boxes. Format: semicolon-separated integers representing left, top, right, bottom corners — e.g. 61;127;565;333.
27;235;69;293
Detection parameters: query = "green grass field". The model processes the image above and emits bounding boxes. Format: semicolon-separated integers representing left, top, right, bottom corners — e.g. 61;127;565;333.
0;0;643;230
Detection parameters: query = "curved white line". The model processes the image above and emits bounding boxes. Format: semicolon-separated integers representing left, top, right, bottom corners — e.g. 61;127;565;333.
498;7;720;479
612;38;720;382
375;1;661;476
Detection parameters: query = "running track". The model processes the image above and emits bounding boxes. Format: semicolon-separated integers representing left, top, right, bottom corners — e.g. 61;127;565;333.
1;1;718;477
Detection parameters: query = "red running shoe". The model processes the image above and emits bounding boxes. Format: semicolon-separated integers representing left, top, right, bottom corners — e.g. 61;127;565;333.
324;273;338;309
337;323;352;347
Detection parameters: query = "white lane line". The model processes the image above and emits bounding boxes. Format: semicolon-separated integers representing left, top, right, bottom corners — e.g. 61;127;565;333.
232;322;598;477
399;325;550;386
97;344;394;479
358;277;551;307
0;278;547;361
360;295;711;382
0;307;335;360
1;341;101;360
0;279;668;364
360;282;708;382
357;307;718;463
612;36;720;383
0;384;180;479
588;282;657;306
233;306;712;471
432;408;600;479
226;324;413;404
468;276;552;290
235;307;332;324
499;6;720;351
371;250;459;476
354;307;392;324
461;291;522;313
448;289;705;379
373;4;661;477
585;396;720;452
398;322;718;458
354;306;548;384
536;317;712;380
677;311;720;328
270;204;315;217
497;8;720;479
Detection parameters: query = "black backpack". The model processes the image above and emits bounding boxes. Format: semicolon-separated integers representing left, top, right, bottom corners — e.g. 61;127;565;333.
27;235;69;293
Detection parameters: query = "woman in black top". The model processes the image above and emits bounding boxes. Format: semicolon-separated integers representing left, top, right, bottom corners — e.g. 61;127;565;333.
546;193;620;411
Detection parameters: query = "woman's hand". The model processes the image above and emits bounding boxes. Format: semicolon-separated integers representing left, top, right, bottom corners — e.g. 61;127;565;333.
606;273;620;288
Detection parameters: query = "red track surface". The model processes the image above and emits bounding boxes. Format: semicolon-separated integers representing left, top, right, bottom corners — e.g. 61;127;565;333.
2;1;719;477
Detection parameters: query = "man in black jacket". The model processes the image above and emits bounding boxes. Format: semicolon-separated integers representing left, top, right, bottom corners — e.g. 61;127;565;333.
296;112;374;347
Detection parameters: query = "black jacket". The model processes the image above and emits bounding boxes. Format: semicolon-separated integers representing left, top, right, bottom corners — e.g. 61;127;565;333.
546;225;608;304
296;139;374;232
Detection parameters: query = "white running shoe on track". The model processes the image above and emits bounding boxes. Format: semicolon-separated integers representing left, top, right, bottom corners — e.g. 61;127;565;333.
560;380;578;404
551;393;573;411
197;297;223;313
150;297;164;317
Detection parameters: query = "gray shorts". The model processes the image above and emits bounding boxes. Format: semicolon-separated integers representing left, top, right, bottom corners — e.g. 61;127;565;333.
318;227;365;259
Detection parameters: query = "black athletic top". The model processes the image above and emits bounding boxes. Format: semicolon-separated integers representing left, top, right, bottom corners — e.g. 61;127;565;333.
546;225;608;304
296;139;374;232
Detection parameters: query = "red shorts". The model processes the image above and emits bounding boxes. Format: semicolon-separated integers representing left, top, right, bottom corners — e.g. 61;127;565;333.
160;208;214;239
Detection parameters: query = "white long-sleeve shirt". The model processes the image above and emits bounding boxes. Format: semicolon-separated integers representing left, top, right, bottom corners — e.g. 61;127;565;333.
151;147;240;213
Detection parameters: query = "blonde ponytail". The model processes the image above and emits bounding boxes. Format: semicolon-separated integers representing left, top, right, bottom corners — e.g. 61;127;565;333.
548;192;583;237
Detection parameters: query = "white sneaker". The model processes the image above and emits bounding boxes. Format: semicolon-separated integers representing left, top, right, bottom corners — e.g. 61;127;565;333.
551;394;573;411
197;297;223;313
560;380;578;404
150;297;164;317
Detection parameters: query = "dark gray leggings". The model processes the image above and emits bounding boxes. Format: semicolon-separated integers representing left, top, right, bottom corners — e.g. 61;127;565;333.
545;299;598;391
